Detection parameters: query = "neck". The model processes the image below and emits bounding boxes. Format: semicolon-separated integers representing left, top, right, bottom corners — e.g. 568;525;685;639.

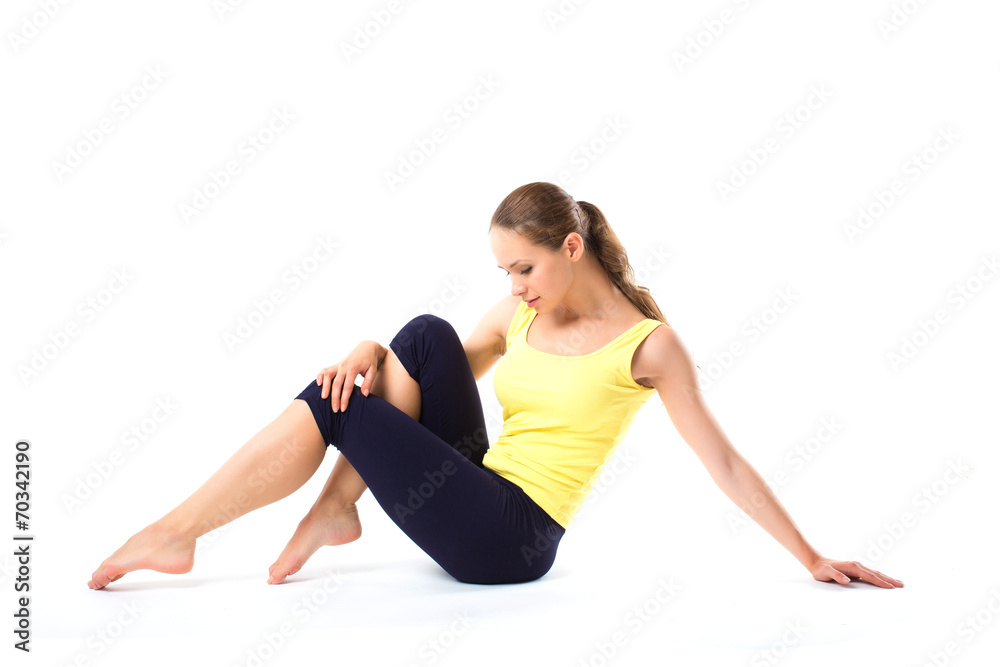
554;255;623;322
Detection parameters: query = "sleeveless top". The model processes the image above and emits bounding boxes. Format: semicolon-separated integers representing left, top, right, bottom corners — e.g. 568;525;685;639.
483;299;666;528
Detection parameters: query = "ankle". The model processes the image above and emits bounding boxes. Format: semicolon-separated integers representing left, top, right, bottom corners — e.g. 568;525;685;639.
309;499;357;520
151;515;200;543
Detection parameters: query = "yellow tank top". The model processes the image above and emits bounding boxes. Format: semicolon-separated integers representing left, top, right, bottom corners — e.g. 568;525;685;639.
483;299;666;529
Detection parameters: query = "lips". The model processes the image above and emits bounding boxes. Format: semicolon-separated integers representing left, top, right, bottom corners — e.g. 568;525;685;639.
526;297;539;306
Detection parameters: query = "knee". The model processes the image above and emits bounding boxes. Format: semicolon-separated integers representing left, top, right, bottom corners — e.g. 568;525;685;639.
406;313;455;338
295;378;323;403
390;314;457;356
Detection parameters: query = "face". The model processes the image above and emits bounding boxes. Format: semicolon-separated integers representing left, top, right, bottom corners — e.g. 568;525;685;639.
489;229;580;312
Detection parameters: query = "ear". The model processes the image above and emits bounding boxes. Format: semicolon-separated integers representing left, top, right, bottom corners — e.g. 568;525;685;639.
563;232;585;262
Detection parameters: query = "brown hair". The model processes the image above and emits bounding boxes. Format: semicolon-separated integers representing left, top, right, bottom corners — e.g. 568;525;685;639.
489;182;671;327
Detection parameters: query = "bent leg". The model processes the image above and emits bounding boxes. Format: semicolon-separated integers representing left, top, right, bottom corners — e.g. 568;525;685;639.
292;315;564;584
318;341;425;507
270;314;489;582
388;313;491;465
282;310;485;515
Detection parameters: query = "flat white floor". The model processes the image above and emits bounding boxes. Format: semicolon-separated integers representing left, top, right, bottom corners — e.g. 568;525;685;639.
29;443;999;667
18;344;1000;666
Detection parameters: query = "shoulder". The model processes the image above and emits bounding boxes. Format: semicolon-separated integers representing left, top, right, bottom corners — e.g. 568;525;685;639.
491;295;523;356
463;295;522;377
630;323;691;390
500;294;522;323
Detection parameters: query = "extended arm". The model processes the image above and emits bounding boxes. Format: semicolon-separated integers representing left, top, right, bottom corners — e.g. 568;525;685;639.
637;326;903;588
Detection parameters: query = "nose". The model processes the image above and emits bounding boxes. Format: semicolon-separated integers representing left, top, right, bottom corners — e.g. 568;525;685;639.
510;279;525;298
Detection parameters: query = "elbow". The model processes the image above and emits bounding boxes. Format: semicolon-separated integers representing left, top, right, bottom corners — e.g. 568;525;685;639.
707;448;746;489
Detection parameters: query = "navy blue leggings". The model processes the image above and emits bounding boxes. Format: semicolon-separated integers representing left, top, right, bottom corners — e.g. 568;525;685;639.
294;314;565;585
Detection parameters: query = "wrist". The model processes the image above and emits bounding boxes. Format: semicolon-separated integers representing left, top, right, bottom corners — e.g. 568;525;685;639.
796;544;823;571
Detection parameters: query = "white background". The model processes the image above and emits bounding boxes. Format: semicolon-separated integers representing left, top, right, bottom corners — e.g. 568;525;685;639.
2;1;999;665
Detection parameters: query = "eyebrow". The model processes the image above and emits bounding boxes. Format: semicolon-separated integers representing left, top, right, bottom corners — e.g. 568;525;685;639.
497;259;528;270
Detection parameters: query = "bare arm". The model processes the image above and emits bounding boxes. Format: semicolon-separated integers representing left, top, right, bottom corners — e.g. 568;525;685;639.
637;326;903;588
462;296;517;382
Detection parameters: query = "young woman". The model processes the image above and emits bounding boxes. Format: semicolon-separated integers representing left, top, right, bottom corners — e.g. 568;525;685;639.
88;182;903;590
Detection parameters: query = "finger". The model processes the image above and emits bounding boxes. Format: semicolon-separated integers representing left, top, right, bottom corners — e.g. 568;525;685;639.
360;367;375;397
866;573;896;589
847;563;902;589
864;566;904;587
849;569;889;588
829;567;851;584
331;372;344;411
834;562;881;588
323;367;338;401
340;372;356;412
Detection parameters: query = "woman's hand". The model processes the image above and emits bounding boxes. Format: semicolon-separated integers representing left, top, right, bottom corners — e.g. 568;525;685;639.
316;341;386;413
808;556;904;588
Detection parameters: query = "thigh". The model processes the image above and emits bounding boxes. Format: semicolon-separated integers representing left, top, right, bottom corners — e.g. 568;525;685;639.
370;346;421;422
388;314;490;466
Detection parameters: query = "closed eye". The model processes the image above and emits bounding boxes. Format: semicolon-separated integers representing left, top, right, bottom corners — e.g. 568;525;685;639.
503;267;531;276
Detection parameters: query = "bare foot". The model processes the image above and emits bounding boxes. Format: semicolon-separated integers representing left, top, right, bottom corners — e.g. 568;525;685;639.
267;504;362;584
88;522;196;590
